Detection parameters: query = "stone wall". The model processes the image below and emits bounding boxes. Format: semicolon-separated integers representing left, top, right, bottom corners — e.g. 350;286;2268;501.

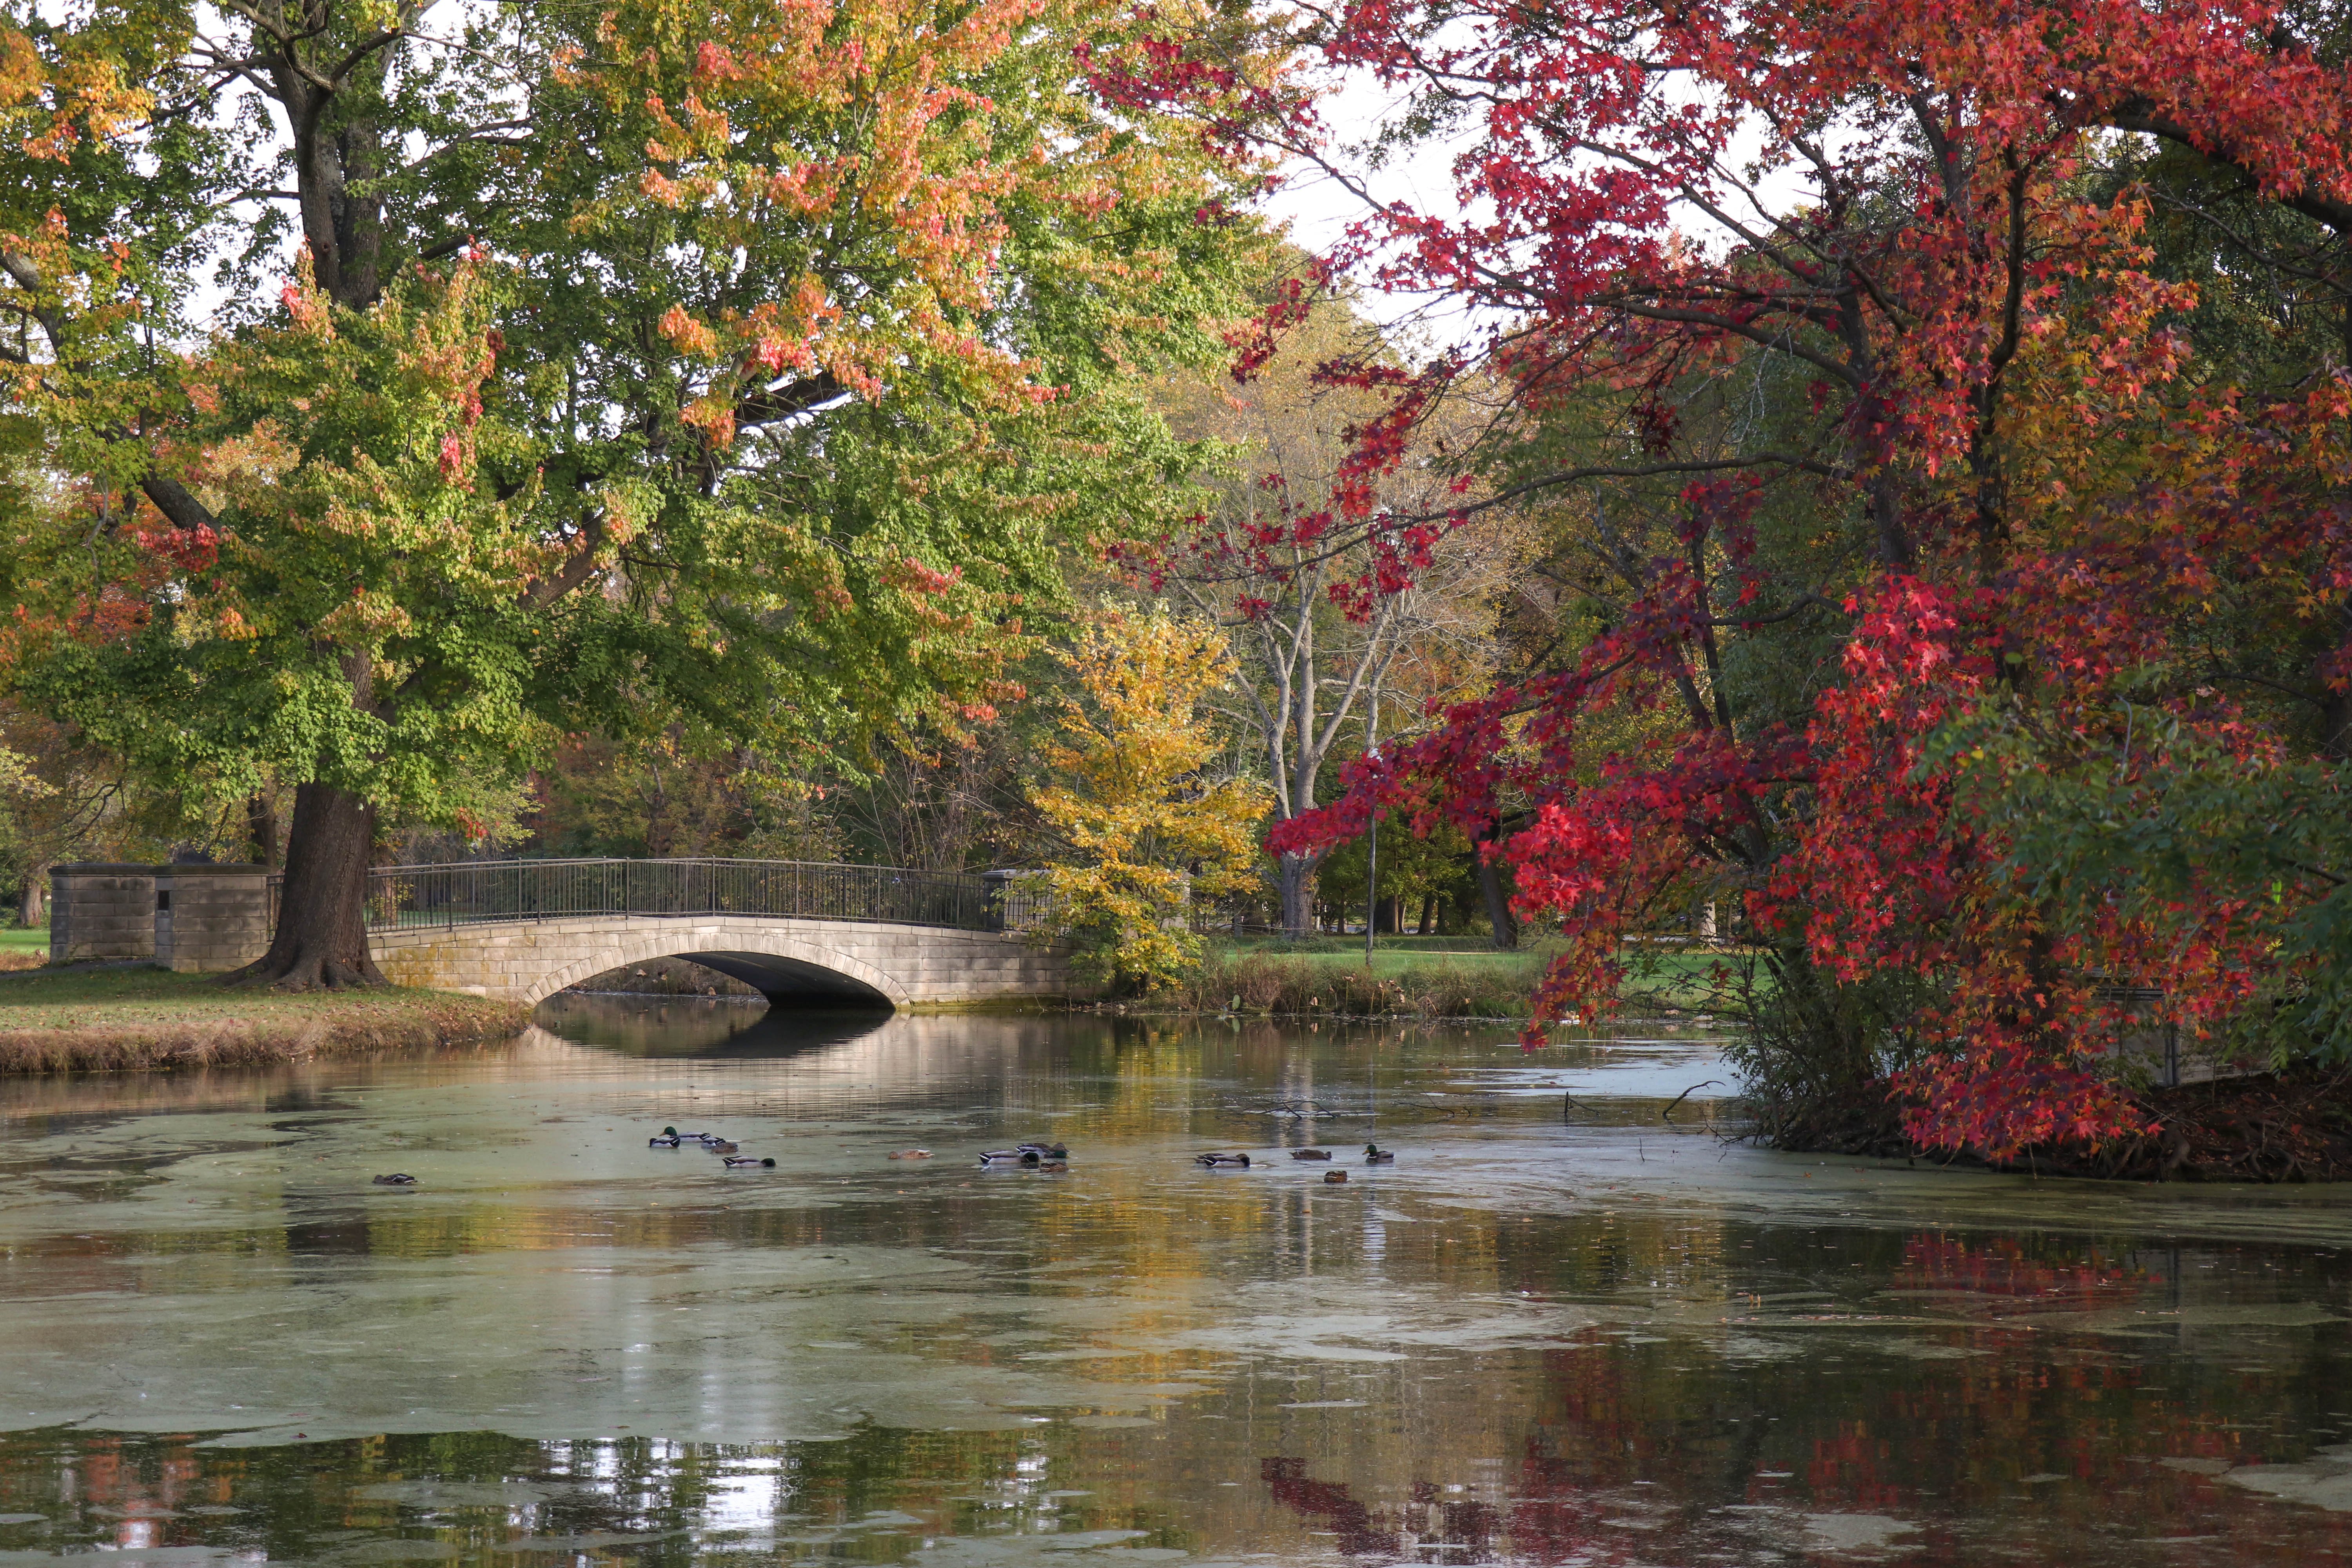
49;865;159;964
153;866;273;973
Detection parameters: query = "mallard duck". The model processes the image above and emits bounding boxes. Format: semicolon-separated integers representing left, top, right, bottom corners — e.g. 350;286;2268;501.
1195;1152;1252;1169
1323;1169;1348;1184
371;1173;419;1186
888;1149;932;1160
704;1139;740;1154
649;1128;683;1147
1290;1149;1333;1161
721;1155;775;1168
695;1132;731;1146
980;1149;1042;1165
1036;1160;1069;1173
1014;1142;1068;1158
1363;1144;1396;1164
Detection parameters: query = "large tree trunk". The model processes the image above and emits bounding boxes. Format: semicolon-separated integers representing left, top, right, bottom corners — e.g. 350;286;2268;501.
20;870;44;928
226;782;386;989
1277;851;1318;940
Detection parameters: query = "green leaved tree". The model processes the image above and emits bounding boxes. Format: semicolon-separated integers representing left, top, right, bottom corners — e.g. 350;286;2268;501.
0;0;1265;985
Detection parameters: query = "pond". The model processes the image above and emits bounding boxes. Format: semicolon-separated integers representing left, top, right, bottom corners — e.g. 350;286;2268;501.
1;998;2350;1566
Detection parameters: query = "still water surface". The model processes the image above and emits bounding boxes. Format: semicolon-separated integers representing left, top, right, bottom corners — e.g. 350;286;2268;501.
2;1001;2350;1565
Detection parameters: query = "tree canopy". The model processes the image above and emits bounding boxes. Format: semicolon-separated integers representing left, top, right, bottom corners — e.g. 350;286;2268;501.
0;0;1268;983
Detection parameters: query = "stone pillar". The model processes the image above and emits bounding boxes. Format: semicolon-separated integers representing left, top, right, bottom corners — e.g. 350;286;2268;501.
49;865;159;964
153;864;274;972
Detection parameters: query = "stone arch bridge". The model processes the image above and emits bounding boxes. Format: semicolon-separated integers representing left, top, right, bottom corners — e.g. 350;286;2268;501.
51;858;1072;1011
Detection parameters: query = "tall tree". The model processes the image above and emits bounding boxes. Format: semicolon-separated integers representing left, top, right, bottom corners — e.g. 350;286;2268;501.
0;0;1261;985
1143;285;1520;936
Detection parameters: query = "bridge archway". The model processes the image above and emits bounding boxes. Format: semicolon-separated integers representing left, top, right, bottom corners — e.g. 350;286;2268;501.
521;927;910;1010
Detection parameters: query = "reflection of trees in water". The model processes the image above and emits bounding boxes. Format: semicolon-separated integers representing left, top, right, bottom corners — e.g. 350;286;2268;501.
12;1028;2352;1568
0;1428;1201;1565
1261;1458;1503;1562
1487;1230;2352;1565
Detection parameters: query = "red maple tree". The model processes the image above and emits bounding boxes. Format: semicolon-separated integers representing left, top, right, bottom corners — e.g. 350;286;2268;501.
1099;0;2352;1157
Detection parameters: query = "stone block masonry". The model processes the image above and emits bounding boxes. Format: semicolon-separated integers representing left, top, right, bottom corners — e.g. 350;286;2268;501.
153;866;274;972
50;865;161;964
372;914;1075;1009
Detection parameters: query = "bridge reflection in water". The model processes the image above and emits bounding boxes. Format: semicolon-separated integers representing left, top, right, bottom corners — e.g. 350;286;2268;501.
361;858;1071;1012
530;992;895;1057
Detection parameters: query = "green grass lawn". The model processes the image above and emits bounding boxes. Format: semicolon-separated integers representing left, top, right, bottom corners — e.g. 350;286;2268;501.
1199;938;1757;1016
0;926;49;955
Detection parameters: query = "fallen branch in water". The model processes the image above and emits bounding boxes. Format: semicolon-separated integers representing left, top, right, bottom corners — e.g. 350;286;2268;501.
1662;1080;1722;1122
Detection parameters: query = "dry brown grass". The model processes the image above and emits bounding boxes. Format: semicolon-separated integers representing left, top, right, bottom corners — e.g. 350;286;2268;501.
0;967;528;1074
1172;950;1537;1020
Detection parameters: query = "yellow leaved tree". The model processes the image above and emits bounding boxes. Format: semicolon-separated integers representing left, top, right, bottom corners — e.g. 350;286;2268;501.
1028;612;1268;993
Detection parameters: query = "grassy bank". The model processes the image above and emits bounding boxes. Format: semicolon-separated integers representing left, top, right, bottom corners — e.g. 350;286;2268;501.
0;966;529;1074
1165;940;1742;1021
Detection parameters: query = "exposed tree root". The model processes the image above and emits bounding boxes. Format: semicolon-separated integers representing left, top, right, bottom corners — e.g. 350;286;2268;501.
221;948;390;992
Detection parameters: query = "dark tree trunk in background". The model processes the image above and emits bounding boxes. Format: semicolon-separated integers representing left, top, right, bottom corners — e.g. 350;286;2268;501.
1476;819;1519;951
247;792;280;867
1417;893;1434;935
20;871;44;928
226;782;385;989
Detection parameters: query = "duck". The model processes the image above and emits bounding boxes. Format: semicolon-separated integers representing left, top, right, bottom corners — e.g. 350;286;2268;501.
1015;1141;1067;1157
1036;1160;1069;1173
721;1156;775;1168
980;1149;1043;1166
887;1149;932;1160
704;1139;740;1154
1363;1144;1396;1164
371;1173;419;1186
1290;1149;1333;1161
695;1132;731;1147
649;1129;683;1148
1194;1152;1252;1169
1323;1169;1348;1184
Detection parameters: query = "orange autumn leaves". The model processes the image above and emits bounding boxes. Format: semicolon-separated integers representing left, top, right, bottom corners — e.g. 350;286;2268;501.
573;0;1100;445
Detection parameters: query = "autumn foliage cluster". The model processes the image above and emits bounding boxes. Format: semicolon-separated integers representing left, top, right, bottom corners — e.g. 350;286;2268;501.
0;0;1267;984
1098;0;2352;1156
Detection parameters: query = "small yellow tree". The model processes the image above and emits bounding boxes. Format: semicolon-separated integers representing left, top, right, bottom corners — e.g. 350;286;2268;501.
1029;611;1268;992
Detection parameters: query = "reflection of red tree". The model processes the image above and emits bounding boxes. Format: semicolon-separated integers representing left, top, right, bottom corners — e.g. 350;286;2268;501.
1895;1233;2132;1310
1261;1457;1397;1556
1410;1480;1500;1561
1260;1460;1506;1563
1505;1342;1662;1566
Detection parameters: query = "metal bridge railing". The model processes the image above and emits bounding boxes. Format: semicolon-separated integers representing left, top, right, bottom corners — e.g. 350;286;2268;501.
365;858;1047;934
